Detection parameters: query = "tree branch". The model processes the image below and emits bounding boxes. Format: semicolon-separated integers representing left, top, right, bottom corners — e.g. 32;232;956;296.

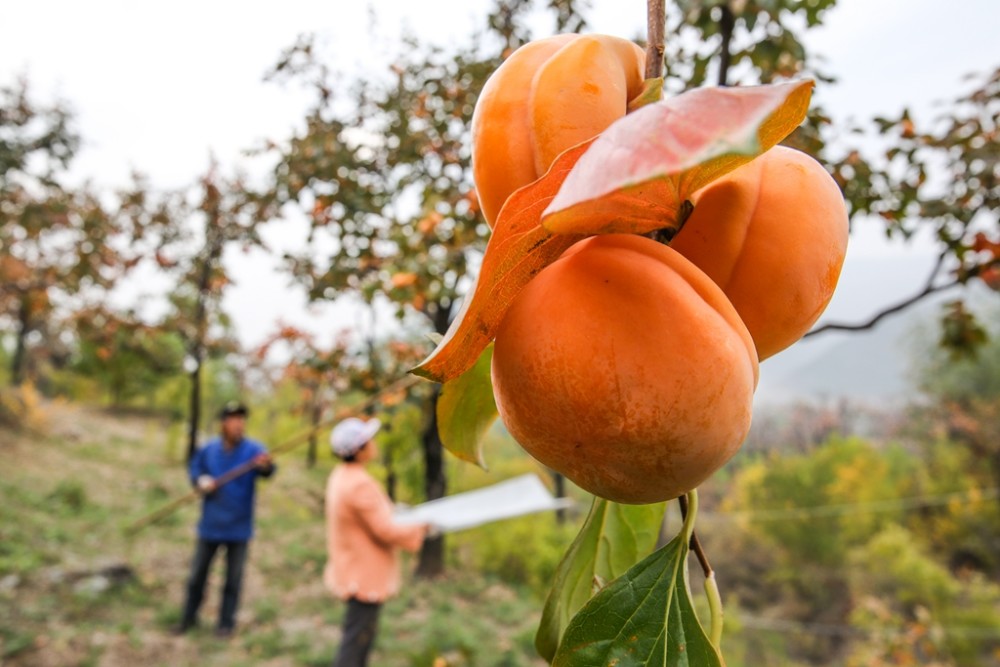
805;251;961;337
645;0;666;80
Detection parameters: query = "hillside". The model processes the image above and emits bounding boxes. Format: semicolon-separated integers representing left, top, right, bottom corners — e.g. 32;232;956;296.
0;401;554;667
755;256;997;406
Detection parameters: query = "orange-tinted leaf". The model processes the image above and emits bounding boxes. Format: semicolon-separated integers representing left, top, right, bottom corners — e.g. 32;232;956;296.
391;272;418;288
542;80;814;236
412;143;592;383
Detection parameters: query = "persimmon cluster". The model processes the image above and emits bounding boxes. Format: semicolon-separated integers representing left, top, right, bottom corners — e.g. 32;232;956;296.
472;34;849;504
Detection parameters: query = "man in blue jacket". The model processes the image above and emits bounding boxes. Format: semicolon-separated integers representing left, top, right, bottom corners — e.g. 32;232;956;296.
176;401;275;637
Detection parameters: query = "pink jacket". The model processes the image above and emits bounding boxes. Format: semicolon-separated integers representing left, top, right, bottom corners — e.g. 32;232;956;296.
323;463;425;603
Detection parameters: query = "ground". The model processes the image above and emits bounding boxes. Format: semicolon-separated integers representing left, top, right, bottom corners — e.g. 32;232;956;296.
0;400;549;667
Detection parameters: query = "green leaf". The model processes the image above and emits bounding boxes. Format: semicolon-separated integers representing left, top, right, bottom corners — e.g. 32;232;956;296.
435;344;497;468
552;498;723;667
536;498;667;662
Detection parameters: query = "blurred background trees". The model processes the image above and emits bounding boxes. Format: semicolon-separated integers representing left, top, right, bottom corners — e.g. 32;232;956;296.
1;3;999;662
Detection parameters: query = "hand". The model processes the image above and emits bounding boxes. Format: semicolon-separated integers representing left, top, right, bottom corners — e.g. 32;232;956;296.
425;523;443;539
196;475;217;495
253;453;273;470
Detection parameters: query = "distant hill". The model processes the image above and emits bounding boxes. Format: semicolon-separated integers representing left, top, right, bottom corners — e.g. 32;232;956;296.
754;254;995;407
756;308;923;406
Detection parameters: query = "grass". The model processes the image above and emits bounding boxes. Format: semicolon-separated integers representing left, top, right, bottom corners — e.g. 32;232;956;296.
0;400;562;666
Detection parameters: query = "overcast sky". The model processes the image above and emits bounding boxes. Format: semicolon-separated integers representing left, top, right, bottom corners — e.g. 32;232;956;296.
2;0;997;352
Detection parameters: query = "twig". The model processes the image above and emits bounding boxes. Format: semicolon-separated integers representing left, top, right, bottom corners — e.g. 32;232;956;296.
805;250;982;337
645;0;666;80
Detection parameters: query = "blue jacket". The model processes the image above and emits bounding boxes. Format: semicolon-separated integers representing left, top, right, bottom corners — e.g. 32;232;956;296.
189;437;274;542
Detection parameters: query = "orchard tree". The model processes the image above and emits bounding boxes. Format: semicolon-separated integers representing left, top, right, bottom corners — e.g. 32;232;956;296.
0;80;122;385
256;325;353;466
912;315;1000;518
259;0;589;576
69;303;184;408
157;162;275;461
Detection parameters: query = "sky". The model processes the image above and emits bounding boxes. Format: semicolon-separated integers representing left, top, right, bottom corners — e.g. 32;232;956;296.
2;0;998;355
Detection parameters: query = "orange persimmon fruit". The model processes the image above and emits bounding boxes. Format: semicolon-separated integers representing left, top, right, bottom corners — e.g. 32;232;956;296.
670;145;850;360
491;234;759;504
471;33;646;226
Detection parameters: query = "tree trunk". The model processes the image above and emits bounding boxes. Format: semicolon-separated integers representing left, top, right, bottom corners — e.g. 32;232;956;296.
416;385;446;578
185;225;221;463
186;358;202;463
384;448;397;503
11;297;31;386
717;5;735;87
307;398;321;468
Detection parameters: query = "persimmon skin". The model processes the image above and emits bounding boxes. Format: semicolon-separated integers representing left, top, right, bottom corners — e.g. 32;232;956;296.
491;234;759;504
471;34;646;227
670;146;850;360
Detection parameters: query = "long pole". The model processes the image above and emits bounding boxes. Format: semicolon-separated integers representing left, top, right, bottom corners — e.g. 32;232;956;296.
126;375;420;535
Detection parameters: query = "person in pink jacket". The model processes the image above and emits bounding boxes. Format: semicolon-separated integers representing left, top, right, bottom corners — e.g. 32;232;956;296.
324;417;430;667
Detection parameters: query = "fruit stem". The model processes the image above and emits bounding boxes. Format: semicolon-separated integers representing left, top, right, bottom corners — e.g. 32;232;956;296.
679;490;698;545
679;491;724;647
704;571;724;649
645;0;666;80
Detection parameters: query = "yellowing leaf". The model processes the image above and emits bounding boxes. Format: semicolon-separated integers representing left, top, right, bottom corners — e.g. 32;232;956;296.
542;80;814;236
412;142;591;383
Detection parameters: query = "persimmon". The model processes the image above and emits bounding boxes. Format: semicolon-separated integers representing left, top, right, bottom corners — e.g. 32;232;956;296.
669;145;850;360
471;33;646;226
491;234;759;504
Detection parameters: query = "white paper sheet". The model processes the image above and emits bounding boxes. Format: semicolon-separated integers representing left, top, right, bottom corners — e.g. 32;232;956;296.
394;473;574;533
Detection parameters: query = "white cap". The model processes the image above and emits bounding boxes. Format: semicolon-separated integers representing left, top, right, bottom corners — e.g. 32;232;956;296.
330;418;381;458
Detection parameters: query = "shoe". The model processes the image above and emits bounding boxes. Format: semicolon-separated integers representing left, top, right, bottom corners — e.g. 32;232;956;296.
214;626;235;639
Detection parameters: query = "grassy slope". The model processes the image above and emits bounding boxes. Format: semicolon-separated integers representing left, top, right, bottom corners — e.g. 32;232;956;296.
0;401;553;667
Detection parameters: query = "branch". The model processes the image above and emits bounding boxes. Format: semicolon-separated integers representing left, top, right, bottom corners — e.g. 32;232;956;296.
805;251;965;337
645;0;666;80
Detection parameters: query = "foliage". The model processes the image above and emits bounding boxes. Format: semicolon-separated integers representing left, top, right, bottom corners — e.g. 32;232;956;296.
69;305;185;407
263;36;494;336
813;66;1000;351
848;525;1000;666
456;513;576;594
665;0;839;90
0;382;42;430
552;494;722;667
536;498;667;661
724;438;920;566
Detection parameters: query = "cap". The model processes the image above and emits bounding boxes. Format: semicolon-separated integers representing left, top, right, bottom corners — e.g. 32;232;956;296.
219;401;249;420
330;417;381;458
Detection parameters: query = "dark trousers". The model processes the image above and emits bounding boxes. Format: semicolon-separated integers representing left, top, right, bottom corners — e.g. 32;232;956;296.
333;598;382;667
181;539;249;631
